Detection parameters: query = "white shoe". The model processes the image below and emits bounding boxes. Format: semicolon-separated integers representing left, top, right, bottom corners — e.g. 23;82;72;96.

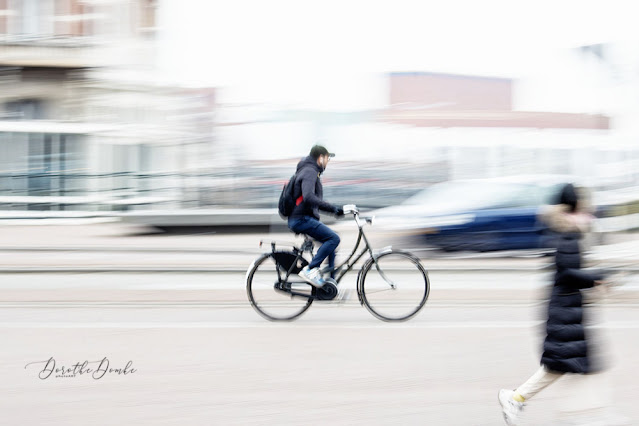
298;266;325;288
498;389;524;425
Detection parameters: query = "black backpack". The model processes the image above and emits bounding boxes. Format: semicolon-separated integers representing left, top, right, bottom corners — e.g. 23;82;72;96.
278;174;297;218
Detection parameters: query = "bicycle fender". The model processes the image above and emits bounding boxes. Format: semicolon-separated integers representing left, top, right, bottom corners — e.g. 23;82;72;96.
355;252;380;306
372;245;393;259
245;253;270;285
356;265;367;306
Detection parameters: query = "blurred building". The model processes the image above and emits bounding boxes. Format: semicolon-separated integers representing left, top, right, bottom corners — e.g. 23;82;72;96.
0;3;636;220
209;66;634;216
370;71;620;185
0;0;216;212
383;72;610;130
390;72;513;111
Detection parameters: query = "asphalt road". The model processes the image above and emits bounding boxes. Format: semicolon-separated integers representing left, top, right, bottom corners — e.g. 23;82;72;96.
2;273;638;425
1;224;637;424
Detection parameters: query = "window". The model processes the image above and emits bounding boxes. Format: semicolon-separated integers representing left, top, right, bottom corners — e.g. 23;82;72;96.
7;0;54;38
54;0;92;37
4;99;46;120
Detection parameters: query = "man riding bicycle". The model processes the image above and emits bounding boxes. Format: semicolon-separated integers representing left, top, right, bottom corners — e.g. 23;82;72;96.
288;145;344;288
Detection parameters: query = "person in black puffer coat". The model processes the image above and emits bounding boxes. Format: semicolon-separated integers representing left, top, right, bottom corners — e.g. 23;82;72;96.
498;184;607;426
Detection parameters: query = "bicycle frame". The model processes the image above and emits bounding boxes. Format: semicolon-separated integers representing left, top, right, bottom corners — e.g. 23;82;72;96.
333;214;397;289
333;223;375;284
264;212;396;290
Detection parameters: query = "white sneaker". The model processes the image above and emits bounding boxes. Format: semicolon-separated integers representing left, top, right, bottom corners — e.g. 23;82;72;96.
498;389;524;425
298;266;325;288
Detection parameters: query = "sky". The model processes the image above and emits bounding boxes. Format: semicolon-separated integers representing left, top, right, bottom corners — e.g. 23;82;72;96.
157;0;638;110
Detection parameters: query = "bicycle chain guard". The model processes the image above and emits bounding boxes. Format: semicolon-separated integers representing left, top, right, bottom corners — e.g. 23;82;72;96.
272;251;308;274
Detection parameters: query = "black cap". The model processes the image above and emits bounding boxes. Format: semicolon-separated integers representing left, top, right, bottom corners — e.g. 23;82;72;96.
309;145;335;160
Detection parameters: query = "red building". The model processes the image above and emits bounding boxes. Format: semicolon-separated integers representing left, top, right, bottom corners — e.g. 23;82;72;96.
380;72;609;130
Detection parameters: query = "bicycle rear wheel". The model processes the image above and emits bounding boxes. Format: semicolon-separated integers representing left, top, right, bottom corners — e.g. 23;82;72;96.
359;250;429;322
246;253;313;321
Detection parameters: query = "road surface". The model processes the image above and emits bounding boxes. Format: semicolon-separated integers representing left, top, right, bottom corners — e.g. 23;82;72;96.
1;224;636;424
2;271;637;425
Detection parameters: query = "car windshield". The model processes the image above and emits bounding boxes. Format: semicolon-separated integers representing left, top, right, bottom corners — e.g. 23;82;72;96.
402;181;540;210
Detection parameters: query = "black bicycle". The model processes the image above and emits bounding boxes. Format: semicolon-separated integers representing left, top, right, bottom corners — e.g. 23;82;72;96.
246;205;430;322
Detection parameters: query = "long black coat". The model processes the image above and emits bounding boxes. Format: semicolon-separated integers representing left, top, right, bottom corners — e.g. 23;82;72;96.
541;231;604;374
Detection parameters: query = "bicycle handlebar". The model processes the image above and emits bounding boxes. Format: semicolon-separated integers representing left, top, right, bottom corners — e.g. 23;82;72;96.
342;204;374;227
343;204;358;215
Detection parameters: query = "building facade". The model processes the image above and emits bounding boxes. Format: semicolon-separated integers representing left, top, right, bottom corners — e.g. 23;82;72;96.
0;0;217;212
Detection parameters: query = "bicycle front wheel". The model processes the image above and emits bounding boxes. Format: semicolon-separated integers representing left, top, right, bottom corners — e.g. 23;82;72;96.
246;253;313;321
359;250;430;322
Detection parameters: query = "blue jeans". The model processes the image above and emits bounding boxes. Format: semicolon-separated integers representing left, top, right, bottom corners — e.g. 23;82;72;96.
288;216;340;278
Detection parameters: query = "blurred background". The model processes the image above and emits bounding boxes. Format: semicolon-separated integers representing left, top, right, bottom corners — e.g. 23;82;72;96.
0;0;636;238
1;1;638;425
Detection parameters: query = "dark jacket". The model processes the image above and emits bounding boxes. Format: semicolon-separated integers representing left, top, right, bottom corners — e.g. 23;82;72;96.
540;229;604;374
289;156;337;220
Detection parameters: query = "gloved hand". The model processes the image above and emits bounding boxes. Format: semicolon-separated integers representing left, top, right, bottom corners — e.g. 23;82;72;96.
335;206;345;217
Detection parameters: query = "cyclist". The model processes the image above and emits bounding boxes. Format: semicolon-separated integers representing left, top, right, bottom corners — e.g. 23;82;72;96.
288;145;344;288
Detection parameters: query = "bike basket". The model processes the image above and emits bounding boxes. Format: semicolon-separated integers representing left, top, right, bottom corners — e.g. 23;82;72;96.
272;251;308;274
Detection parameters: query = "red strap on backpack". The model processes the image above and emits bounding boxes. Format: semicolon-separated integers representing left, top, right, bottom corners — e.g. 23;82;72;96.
296;196;303;206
